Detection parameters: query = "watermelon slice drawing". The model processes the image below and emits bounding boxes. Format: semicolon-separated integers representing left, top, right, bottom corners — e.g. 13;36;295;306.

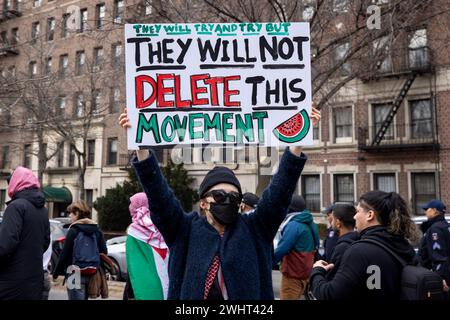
273;109;311;143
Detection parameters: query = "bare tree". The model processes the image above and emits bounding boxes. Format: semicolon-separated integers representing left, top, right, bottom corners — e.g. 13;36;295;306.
130;0;450;110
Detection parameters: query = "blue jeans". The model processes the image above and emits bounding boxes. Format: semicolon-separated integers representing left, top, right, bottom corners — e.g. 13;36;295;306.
66;274;89;300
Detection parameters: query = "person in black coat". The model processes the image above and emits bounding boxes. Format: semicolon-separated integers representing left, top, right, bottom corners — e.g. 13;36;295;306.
0;167;50;300
418;199;450;295
310;191;417;300
53;200;107;300
326;203;359;280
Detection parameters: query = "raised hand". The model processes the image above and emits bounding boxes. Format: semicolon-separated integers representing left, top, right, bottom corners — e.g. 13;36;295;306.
118;108;131;128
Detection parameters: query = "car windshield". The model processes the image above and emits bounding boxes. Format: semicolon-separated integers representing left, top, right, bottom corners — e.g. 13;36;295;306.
50;221;65;240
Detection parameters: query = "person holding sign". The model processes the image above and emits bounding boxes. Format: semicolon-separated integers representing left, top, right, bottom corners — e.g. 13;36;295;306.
118;107;320;300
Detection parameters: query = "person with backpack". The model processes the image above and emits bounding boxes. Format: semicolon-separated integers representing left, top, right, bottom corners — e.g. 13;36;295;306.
53;200;107;300
309;191;418;300
0;167;50;300
273;195;320;300
325;203;359;280
418;199;450;297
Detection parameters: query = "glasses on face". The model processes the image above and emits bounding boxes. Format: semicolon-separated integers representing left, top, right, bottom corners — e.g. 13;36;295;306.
204;189;243;204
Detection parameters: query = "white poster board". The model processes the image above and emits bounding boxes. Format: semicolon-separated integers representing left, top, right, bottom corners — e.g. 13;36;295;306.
125;22;312;149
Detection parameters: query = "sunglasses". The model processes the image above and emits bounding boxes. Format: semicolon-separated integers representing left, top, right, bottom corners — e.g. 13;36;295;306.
204;189;243;204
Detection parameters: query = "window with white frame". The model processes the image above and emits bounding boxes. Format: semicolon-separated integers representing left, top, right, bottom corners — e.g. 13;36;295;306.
80;9;88;33
373;36;392;73
374;173;396;192
313;124;320;141
409;28;428;69
75;50;85;75
75;93;84;118
111;87;121;113
107;138;118;165
114;0;124;24
85;189;93;208
87;140;95;166
47;17;55;41
111;42;122;67
333;42;351;75
44;57;52;75
333;106;352;143
410;99;432;139
96;4;105;29
31;22;40;43
302;175;321;212
57;95;66;117
69;144;76;167
333;174;354;203
412;172;436;215
91;90;101;114
373;103;394;140
57;142;64;167
61;14;69;37
93;47;103;68
59;54;68;78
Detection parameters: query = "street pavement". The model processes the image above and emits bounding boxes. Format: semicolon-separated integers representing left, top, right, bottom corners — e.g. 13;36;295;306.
48;271;282;300
48;278;125;300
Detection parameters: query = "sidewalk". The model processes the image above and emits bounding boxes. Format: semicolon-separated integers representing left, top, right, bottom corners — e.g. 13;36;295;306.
50;277;125;300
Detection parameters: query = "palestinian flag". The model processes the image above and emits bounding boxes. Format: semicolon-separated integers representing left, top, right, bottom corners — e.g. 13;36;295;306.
126;235;169;300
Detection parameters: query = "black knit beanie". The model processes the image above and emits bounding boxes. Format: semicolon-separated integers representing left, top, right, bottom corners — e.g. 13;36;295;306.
198;166;242;198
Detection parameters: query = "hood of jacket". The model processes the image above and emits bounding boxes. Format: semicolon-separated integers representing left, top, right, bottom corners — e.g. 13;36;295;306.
7;166;40;199
360;225;415;263
337;230;360;244
291;210;313;224
70;218;99;235
10;188;46;208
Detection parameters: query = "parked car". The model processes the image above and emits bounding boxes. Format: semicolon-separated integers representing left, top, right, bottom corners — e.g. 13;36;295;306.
47;219;68;274
106;235;128;281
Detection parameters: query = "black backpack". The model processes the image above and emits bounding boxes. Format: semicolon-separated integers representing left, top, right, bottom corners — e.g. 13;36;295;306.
359;239;444;300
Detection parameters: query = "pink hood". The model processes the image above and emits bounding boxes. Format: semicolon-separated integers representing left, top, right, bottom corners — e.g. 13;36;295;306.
128;192;167;249
8;166;41;198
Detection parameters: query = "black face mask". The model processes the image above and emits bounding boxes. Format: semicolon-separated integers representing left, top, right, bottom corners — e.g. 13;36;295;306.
209;202;240;225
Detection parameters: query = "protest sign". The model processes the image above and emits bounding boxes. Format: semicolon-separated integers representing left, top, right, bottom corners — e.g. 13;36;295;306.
125;22;312;149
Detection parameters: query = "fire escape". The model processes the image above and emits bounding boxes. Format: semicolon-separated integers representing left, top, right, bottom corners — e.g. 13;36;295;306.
0;1;21;57
358;45;439;152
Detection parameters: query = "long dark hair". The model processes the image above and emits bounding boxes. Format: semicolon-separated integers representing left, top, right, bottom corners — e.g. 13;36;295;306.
359;191;418;241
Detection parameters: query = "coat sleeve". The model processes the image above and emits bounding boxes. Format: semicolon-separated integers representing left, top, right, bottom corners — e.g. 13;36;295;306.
426;225;450;281
53;228;77;277
131;150;186;246
0;203;24;258
247;148;307;243
309;248;366;300
274;222;298;264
